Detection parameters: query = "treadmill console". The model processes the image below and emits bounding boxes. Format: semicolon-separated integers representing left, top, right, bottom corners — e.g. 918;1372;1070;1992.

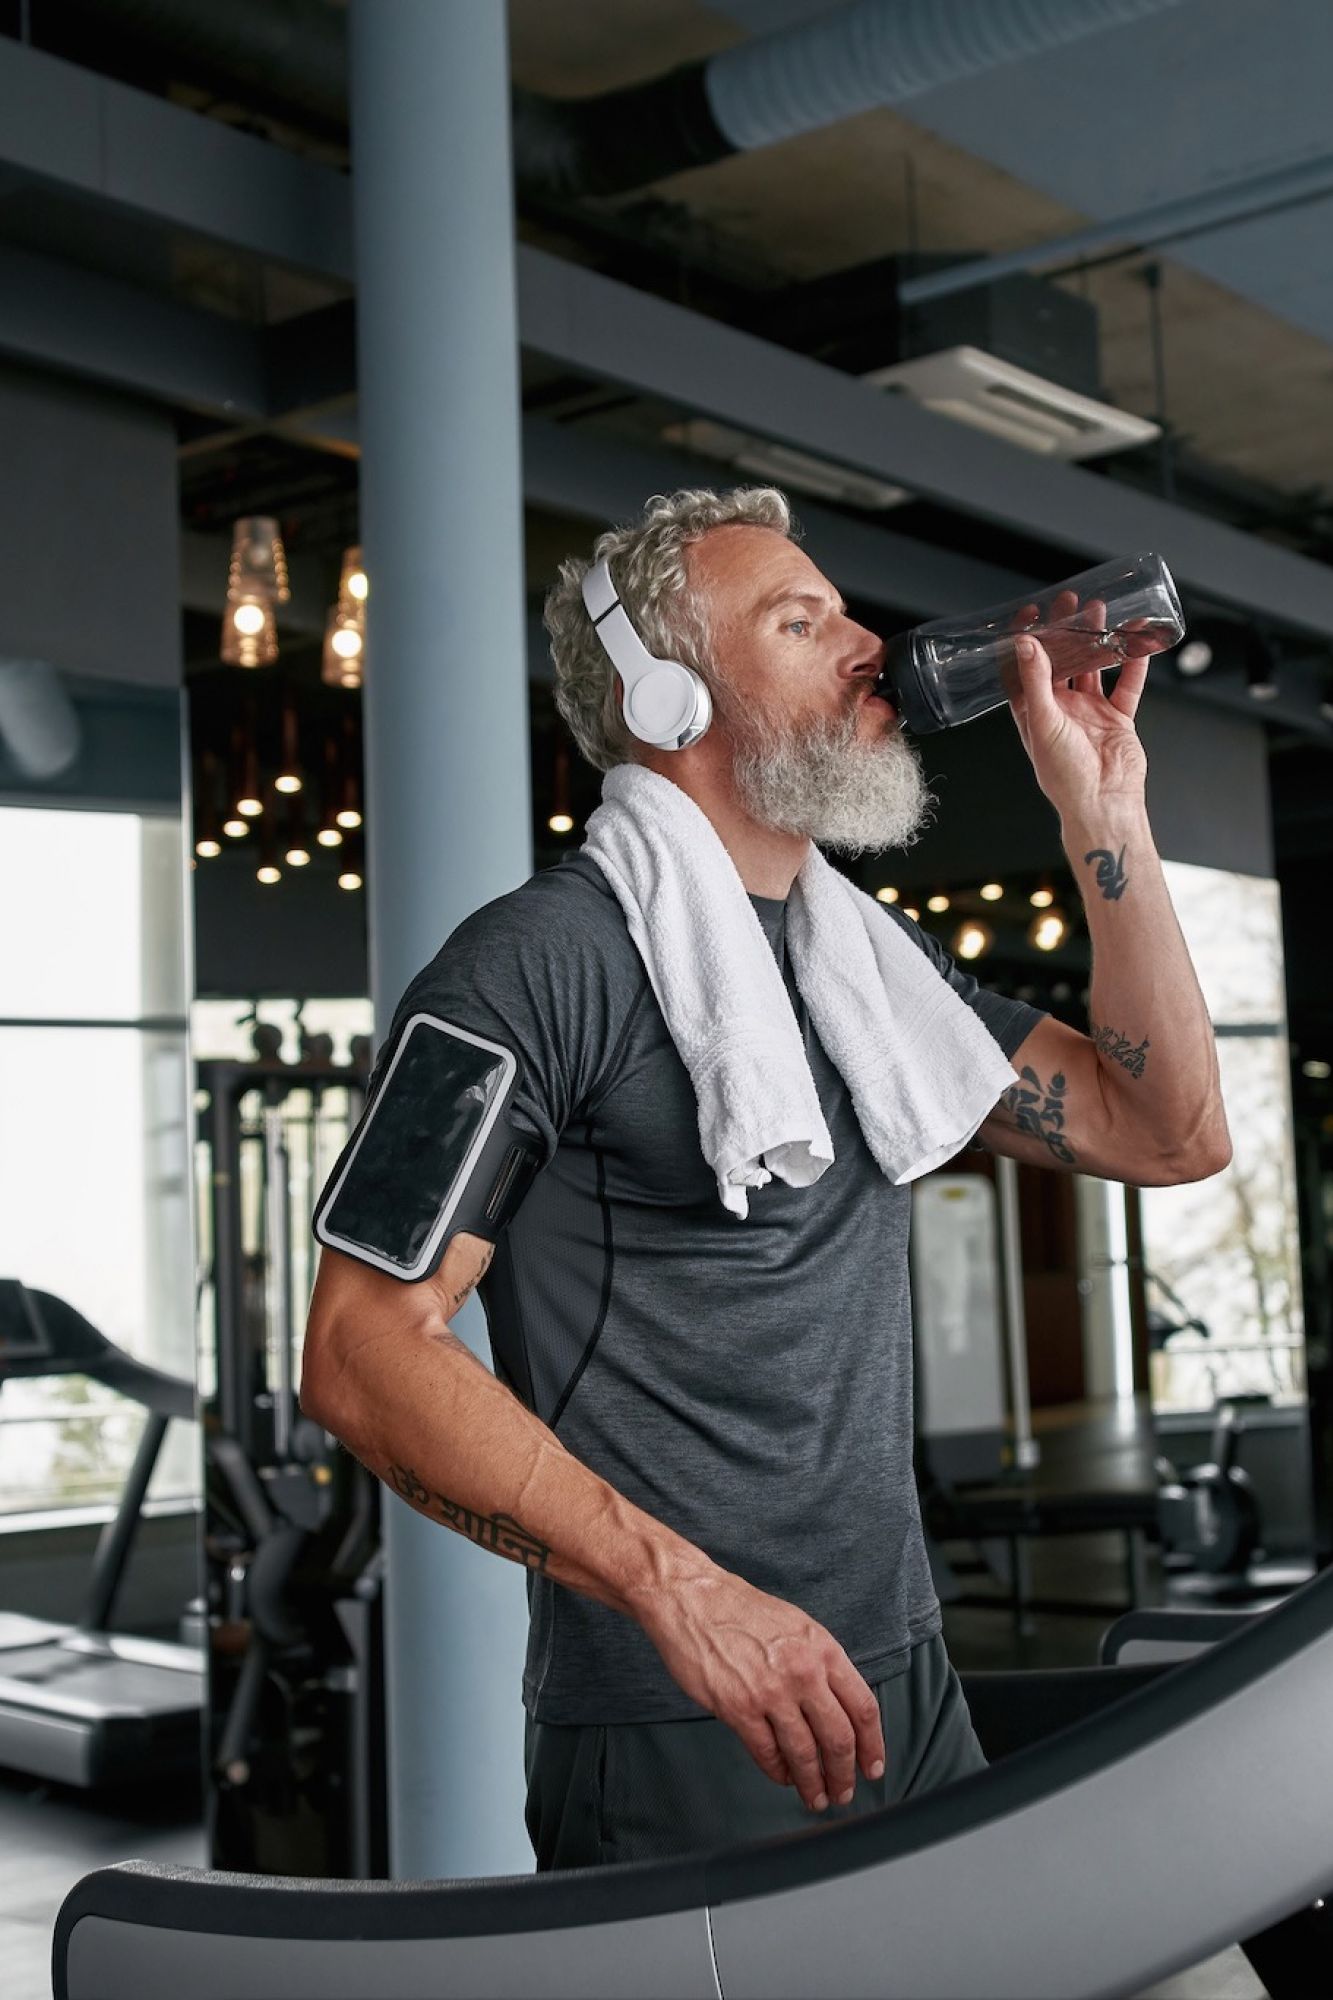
0;1279;52;1375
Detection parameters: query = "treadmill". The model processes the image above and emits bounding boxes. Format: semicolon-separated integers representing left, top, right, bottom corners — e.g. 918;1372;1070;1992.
0;1279;204;1788
53;1563;1333;1998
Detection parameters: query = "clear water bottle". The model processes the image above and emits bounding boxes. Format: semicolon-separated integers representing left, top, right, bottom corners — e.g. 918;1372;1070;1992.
876;551;1185;733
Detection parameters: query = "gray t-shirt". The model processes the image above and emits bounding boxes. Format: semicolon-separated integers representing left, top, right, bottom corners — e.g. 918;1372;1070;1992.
381;849;1044;1725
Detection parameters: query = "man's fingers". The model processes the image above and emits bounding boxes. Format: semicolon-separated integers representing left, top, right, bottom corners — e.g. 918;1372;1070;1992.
799;1689;860;1807
827;1659;886;1785
738;1716;796;1791
1109;653;1151;719
768;1710;832;1812
1013;634;1064;729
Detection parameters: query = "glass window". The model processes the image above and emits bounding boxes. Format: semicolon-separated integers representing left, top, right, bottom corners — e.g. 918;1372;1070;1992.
0;806;194;1515
1140;863;1305;1413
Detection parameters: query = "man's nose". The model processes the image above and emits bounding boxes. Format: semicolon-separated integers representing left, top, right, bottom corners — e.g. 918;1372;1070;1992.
839;627;886;683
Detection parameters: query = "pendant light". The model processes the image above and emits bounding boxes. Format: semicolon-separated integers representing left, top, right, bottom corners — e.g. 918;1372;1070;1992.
321;546;368;689
221;516;290;668
231;716;263;820
274;694;303;795
316;731;344;848
193;750;222;858
547;734;575;836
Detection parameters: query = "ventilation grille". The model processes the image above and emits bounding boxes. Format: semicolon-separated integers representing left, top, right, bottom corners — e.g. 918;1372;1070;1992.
863;345;1160;459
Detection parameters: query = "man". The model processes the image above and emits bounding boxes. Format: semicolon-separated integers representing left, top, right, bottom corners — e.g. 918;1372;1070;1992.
300;486;1230;1871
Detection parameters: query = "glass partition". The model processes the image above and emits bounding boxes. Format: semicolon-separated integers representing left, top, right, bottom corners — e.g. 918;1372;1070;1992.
1138;863;1305;1414
0;802;195;1514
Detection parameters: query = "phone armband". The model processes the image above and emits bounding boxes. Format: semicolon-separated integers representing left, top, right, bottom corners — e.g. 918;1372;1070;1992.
313;1014;540;1282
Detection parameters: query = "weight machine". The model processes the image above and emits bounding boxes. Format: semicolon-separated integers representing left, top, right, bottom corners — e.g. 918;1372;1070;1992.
195;1038;387;1877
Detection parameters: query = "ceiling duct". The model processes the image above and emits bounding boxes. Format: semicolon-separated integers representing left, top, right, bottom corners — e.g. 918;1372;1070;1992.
50;0;349;134
701;0;1188;159
77;0;1189;198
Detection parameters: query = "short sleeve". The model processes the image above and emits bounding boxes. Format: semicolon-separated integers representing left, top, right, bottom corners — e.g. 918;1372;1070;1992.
370;870;630;1168
883;905;1047;1061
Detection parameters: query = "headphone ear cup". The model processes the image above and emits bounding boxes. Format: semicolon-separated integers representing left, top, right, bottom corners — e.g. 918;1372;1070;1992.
679;668;712;749
624;662;712;750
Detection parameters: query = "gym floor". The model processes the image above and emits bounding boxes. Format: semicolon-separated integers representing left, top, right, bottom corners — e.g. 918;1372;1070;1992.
0;1530;1269;2000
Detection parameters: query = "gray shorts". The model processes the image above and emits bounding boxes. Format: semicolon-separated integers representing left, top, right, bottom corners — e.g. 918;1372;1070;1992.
524;1632;985;1872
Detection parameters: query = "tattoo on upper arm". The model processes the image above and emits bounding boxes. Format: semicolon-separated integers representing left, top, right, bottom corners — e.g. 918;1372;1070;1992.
999;1065;1077;1164
1084;844;1129;900
447;1242;494;1315
387;1461;551;1573
1091;1021;1149;1079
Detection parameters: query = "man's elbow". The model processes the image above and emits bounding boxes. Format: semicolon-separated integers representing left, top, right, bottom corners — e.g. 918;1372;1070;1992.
1155;1121;1233;1186
298;1316;350;1436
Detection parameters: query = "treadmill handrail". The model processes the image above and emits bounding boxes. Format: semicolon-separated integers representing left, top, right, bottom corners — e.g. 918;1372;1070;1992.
0;1287;193;1422
51;1560;1333;1950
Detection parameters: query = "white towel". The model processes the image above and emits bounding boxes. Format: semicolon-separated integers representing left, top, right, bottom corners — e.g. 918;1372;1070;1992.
583;763;1020;1218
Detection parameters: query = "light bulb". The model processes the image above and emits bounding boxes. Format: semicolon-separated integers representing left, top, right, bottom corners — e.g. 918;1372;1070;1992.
232;601;266;637
223;818;248;839
285;847;311;867
274;773;302;795
1300;1058;1330;1079
237;796;263;818
1176;638;1213;676
979;882;1004;902
903;905;920;922
340;672;361;689
336;807;362;830
347;570;368;601
953;921;993;962
257;864;281;885
927;894;950;914
1030;912;1068;952
875;886;899;904
195;838;221;859
338;870;363;891
1030;887;1054;908
316;827;343;848
548;812;575;835
331;626;363;660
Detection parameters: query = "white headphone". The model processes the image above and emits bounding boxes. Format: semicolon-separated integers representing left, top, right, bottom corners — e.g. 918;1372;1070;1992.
580;559;712;752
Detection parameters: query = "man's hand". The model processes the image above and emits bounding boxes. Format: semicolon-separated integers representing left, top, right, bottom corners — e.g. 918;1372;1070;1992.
633;1568;886;1812
1005;589;1153;815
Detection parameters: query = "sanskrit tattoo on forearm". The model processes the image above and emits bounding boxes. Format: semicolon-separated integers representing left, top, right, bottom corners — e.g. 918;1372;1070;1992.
1084;844;1129;900
386;1461;550;1573
1091;1021;1150;1079
1000;1065;1077;1164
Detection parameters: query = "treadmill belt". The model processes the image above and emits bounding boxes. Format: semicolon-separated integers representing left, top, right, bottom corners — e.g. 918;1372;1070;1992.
0;1644;202;1717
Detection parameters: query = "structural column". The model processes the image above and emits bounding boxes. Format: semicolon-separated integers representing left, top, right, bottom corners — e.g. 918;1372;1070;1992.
348;0;533;1878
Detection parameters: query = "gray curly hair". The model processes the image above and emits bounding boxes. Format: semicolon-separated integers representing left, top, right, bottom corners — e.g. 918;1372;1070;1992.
543;485;798;773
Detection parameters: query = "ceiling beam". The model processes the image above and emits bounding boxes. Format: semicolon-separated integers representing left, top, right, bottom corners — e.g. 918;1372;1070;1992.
4;37;1333;647
513;247;1333;642
0;243;268;416
0;38;352;280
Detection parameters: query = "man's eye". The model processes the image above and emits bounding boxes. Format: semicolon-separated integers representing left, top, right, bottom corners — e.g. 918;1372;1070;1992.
786;619;810;636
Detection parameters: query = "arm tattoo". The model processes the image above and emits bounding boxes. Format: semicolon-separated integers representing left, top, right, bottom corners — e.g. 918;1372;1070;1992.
446;1241;494;1315
999;1065;1077;1165
1084;844;1129;900
1091;1021;1149;1079
387;1461;550;1573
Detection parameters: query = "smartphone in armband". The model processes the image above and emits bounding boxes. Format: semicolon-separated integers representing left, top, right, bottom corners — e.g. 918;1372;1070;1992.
313;1014;541;1282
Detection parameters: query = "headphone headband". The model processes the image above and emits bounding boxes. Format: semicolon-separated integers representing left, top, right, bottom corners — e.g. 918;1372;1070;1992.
580;560;712;752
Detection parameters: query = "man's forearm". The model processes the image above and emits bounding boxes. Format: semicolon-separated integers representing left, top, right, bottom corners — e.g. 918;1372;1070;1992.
1061;796;1230;1176
302;1301;717;1622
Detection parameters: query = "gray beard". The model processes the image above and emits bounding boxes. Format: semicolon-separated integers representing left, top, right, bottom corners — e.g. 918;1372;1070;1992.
726;701;935;856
